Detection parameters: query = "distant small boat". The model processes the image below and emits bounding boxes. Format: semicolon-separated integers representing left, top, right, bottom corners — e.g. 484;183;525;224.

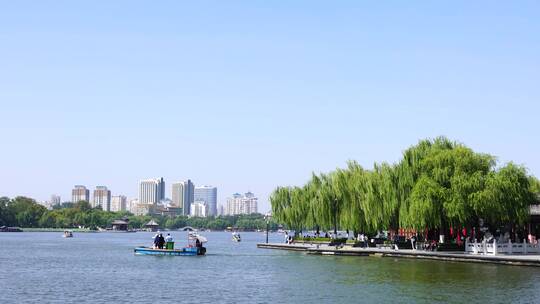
63;230;73;238
232;232;241;242
0;226;22;232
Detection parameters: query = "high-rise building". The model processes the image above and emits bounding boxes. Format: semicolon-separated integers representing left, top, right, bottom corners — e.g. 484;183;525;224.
93;186;111;211
225;192;258;215
226;193;242;215
111;195;127;212
190;200;208;217
72;185;89;203
194;186;217;216
128;198;139;213
172;180;194;216
139;178;165;205
171;183;181;207
50;194;61;206
38;200;54;210
133;203;155;216
217;204;224;216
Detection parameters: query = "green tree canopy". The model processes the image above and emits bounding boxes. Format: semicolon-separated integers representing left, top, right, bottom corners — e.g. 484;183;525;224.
270;137;539;236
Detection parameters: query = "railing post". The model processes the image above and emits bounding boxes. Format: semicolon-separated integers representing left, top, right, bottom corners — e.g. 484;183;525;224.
473;239;478;254
508;239;512;254
524;239;527;254
493;239;497;255
482;240;487;255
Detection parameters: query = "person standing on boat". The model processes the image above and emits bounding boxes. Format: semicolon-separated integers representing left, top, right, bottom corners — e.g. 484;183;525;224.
165;233;174;250
157;233;165;249
153;232;161;249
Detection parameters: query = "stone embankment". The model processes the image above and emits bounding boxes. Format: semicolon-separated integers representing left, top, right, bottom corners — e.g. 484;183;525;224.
257;243;540;267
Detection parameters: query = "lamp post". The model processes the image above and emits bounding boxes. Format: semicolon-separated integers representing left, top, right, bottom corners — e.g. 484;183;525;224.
333;198;338;236
265;213;271;244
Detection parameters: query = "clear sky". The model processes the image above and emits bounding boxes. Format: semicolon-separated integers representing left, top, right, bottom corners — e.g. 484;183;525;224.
1;1;539;212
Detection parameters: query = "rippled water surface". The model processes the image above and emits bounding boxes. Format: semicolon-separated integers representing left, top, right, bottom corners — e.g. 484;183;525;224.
1;231;540;303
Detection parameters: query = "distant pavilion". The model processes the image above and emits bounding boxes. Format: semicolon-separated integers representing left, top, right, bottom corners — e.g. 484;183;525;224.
111;219;129;231
144;220;159;232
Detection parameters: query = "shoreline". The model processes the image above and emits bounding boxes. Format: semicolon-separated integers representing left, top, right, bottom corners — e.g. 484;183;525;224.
257;243;540;267
20;228;97;233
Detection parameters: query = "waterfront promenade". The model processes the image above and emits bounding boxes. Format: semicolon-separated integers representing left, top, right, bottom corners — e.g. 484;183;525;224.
257;243;540;267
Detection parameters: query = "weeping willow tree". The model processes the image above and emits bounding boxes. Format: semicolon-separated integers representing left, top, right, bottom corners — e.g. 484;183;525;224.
529;176;540;196
363;163;400;233
313;172;341;234
472;163;537;227
339;161;369;234
270;136;539;238
270;186;309;236
401;140;496;232
397;137;454;229
270;186;290;226
304;173;323;235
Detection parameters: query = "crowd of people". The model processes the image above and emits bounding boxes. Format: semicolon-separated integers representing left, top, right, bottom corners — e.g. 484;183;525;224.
281;227;540;252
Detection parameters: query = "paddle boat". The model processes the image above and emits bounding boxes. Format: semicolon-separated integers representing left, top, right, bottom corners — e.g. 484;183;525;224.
63;230;73;238
232;232;241;242
0;226;23;232
134;232;207;256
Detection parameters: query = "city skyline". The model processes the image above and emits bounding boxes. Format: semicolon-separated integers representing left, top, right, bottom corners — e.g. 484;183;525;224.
42;179;253;215
1;2;540;213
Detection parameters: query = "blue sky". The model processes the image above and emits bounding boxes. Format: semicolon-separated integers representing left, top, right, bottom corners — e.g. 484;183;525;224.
1;1;539;212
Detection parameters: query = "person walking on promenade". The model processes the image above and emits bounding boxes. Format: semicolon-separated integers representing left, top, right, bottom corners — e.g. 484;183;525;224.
358;233;365;248
411;235;417;250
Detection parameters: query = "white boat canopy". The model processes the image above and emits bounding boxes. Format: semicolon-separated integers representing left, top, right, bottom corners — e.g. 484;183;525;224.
188;232;208;243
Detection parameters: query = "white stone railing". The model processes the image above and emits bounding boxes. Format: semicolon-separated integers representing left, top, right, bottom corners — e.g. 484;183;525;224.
465;238;540;255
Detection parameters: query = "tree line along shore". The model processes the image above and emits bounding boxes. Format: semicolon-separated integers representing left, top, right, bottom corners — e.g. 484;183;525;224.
270;137;540;242
0;199;278;231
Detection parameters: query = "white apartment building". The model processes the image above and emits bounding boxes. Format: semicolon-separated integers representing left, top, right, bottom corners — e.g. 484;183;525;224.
111;195;127;212
190;200;208;217
72;185;89;203
128;198;139;214
93;186;111;211
225;192;258;215
133;203;154;216
139;178;165;205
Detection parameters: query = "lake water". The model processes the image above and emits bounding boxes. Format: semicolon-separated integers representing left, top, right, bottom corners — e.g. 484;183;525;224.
1;231;539;304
